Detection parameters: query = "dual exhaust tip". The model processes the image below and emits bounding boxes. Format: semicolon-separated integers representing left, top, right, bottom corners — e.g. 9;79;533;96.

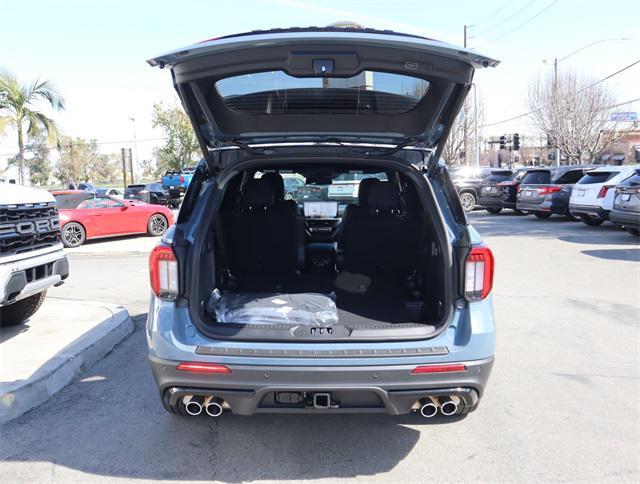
419;396;461;418
183;395;224;417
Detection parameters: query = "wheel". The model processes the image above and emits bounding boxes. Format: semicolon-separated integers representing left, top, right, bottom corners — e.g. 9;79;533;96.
62;222;86;247
0;291;47;327
284;192;294;200
459;192;476;212
626;227;640;237
579;216;604;226
534;212;552;219
486;207;502;214
148;214;168;236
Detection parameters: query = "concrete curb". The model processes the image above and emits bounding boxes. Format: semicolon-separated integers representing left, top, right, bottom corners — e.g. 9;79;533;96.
0;301;134;423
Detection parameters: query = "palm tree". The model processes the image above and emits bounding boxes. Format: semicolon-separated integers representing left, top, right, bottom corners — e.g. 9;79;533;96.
0;72;65;184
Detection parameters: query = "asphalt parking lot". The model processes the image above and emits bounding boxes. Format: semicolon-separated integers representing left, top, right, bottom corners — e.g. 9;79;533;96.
0;212;638;482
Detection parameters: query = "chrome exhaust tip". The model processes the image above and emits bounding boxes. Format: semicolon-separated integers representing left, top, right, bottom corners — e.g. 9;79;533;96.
440;396;460;416
419;397;439;418
183;395;204;416
204;396;224;417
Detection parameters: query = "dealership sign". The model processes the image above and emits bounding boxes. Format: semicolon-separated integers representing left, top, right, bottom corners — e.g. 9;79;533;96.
611;112;637;122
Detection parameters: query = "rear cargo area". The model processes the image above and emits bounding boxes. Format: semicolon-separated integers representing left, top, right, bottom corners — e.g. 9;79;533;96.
190;161;451;340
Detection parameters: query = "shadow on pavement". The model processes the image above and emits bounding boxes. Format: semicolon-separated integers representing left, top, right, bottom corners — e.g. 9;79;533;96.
581;248;640;262
0;317;462;481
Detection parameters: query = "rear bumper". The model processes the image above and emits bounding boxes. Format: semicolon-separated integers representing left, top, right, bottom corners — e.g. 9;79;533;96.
517;197;567;215
569;203;609;220
149;355;494;415
609;209;640;229
0;246;69;305
478;196;502;208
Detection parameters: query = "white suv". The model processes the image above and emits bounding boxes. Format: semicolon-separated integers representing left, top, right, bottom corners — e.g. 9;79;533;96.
0;183;69;326
569;165;640;226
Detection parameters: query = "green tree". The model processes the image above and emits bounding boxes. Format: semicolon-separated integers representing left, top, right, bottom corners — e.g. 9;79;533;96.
151;101;200;172
0;71;65;184
56;137;118;186
7;136;53;186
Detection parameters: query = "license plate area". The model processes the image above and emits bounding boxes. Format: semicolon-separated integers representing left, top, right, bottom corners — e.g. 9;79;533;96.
265;390;383;410
621;193;631;201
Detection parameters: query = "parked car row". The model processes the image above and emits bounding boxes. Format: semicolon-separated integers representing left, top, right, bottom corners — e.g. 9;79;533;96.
474;165;640;236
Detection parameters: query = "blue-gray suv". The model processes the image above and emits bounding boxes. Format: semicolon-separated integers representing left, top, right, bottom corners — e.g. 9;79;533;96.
146;27;498;419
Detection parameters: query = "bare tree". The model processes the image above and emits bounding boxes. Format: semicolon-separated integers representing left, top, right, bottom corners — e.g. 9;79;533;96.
442;96;484;166
527;71;624;164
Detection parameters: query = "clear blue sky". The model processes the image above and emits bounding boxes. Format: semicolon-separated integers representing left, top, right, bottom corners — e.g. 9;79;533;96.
1;0;638;164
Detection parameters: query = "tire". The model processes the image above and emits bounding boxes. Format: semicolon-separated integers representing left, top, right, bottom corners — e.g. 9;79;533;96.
459;192;476;212
486;207;502;214
284;192;294;200
148;214;168;236
0;291;47;327
534;212;552;219
580;216;604;226
62;222;86;247
626;227;640;237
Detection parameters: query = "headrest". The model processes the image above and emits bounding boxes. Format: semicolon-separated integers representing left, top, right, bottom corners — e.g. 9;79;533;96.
368;182;402;213
358;178;380;206
261;172;285;201
240;180;274;210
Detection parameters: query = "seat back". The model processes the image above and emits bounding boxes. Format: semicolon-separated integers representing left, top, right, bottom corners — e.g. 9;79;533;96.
340;181;413;274
227;180;300;275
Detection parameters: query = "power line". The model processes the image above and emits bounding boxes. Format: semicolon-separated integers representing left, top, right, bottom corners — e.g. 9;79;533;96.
469;0;516;28
481;59;640;128
483;0;559;44
470;0;536;38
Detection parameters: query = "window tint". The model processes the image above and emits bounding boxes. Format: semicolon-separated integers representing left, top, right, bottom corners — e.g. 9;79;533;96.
513;170;528;182
148;183;163;191
522;171;551;184
577;171;618;184
78;198;123;209
556;170;585;184
619;172;640;187
215;71;430;115
484;173;512;182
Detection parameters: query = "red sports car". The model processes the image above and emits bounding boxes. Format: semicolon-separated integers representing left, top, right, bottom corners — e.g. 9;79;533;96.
51;190;174;248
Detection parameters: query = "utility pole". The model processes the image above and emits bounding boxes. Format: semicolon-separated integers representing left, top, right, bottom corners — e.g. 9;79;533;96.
463;25;468;166
553;57;561;167
129;117;138;181
121;148;127;188
128;148;134;185
69;140;77;188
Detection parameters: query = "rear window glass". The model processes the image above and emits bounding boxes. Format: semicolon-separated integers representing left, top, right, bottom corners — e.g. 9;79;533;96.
556;170;585;184
148;184;163;191
522;171;551;185
577;171;618;184
619;172;640;187
484;172;512;182
215;70;430;115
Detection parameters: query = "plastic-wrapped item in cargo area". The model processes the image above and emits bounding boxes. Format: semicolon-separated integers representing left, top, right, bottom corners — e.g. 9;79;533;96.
207;289;339;326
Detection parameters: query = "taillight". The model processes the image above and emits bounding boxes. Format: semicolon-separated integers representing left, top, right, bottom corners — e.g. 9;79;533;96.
537;186;561;195
176;362;231;373
465;246;494;301
597;185;614;198
180;175;185;183
149;244;179;300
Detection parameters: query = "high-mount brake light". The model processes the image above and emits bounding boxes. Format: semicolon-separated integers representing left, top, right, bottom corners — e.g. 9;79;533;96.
149;244;179;300
464;246;494;301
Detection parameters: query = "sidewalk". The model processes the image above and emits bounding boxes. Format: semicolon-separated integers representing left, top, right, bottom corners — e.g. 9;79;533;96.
0;298;133;423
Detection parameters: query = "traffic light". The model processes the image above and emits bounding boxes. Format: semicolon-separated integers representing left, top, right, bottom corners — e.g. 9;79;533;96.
513;133;520;150
499;135;506;150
